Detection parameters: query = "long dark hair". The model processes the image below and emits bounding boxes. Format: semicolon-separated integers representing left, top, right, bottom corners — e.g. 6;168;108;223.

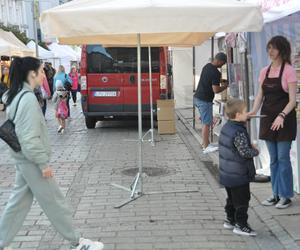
267;36;292;65
6;57;41;105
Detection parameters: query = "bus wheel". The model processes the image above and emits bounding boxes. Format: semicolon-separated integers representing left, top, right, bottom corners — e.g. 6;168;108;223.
85;117;96;129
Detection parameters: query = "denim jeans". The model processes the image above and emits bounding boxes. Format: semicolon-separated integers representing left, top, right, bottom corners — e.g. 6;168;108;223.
193;97;213;125
265;141;294;199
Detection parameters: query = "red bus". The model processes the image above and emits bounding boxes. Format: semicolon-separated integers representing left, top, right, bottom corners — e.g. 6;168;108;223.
80;45;173;128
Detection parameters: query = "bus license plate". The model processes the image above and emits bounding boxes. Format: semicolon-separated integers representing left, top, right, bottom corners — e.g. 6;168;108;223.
94;91;117;97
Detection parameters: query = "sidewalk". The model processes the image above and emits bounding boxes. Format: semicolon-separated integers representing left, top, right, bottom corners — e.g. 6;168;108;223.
177;107;300;249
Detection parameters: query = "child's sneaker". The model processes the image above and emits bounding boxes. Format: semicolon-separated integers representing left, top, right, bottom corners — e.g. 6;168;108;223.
71;238;104;250
61;128;65;134
275;198;292;209
261;195;279;206
57;126;63;133
223;218;235;229
233;224;257;236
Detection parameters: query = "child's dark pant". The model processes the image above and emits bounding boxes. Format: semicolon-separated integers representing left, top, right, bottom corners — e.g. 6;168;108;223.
225;184;250;226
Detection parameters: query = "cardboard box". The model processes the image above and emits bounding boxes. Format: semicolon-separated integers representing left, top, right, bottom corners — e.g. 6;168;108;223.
157;99;175;121
158;120;176;134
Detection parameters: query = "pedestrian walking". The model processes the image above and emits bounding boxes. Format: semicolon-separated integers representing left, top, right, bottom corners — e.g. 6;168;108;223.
44;62;56;97
54;65;72;117
0;57;104;250
249;36;297;209
219;99;259;236
41;76;51;117
69;66;79;106
194;52;228;154
52;81;69;134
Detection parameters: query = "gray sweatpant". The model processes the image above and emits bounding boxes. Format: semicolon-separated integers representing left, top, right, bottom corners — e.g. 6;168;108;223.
0;163;80;248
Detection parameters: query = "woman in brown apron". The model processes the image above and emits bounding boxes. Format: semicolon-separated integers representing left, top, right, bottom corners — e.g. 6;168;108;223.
249;36;297;209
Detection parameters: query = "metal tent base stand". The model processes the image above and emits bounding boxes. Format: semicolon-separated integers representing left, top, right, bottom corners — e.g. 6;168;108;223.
112;175;199;209
112;34;198;209
142;128;155;146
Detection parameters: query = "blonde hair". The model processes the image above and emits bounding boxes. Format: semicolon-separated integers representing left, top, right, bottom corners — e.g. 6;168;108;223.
225;98;246;119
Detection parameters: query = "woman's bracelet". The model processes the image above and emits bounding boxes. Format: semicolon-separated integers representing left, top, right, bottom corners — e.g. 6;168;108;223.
278;112;286;119
280;111;286;117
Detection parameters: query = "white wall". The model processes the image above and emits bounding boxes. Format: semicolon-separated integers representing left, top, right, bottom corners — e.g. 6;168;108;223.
170;40;218;109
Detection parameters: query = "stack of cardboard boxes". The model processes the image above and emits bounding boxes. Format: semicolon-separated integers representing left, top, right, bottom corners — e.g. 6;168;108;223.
157;99;176;134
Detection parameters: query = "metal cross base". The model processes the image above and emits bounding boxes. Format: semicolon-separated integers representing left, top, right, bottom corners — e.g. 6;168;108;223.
142;129;155;146
123;129;155;146
111;174;199;209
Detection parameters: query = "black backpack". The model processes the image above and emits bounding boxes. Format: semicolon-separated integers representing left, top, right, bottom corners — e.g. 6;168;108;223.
64;74;72;91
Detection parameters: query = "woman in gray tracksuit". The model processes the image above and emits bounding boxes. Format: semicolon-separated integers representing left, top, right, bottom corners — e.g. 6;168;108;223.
0;57;103;250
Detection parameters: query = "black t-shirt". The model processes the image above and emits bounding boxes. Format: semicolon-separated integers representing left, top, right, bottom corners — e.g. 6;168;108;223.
194;63;221;102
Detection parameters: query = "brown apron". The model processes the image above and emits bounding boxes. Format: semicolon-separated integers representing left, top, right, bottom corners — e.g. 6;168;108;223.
259;64;297;141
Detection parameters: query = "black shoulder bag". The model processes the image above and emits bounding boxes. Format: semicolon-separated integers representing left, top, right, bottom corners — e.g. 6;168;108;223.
0;91;30;152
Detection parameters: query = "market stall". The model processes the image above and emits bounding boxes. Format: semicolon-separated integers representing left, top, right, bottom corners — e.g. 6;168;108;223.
40;0;263;207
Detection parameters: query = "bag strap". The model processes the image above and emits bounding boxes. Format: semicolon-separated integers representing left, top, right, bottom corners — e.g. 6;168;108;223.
11;91;31;122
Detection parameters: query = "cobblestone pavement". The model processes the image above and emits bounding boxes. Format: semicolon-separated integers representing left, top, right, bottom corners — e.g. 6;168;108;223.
0;101;291;250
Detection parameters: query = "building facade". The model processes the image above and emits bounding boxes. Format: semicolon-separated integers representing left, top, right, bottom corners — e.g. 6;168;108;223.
0;0;60;40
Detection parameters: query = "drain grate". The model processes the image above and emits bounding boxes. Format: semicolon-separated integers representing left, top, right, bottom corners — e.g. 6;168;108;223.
121;167;172;177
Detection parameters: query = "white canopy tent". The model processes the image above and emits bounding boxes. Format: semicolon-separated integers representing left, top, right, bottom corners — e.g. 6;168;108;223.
41;0;262;45
41;0;263;208
48;43;78;73
0;29;35;57
48;43;78;61
27;40;55;60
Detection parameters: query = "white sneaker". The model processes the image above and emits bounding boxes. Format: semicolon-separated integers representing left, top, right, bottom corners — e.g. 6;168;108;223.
203;144;219;154
71;238;104;250
61;128;65;134
233;224;257;236
275;198;292;209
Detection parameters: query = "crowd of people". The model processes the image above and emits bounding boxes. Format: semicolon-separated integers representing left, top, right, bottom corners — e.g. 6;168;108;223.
1;62;81;133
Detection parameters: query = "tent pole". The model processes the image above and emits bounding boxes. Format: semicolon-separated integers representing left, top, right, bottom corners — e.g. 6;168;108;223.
142;46;155;146
192;46;196;129
210;36;214;143
137;34;143;194
112;35;198;209
111;34;144;208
